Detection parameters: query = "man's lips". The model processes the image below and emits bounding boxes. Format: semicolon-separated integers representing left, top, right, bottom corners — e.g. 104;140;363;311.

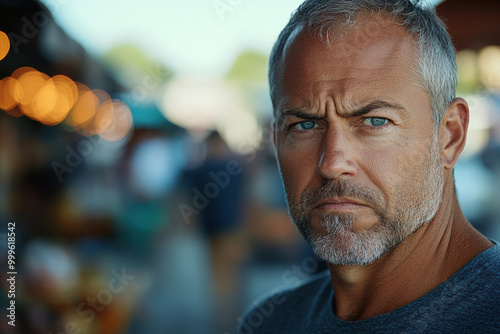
313;197;368;211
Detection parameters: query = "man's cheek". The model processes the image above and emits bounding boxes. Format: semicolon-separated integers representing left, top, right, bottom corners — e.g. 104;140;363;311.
281;171;305;207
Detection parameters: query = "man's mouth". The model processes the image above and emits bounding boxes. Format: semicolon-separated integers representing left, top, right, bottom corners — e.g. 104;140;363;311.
313;197;368;211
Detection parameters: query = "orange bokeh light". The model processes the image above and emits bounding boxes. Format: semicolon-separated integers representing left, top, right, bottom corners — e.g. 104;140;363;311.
4;66;133;136
17;69;51;121
92;89;111;105
94;100;133;141
65;84;99;129
0;31;10;61
76;89;112;136
11;66;38;80
33;79;58;122
0;77;21;111
40;75;79;125
3;68;80;125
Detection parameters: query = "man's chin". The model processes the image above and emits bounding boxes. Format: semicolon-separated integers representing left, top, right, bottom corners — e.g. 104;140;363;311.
306;228;393;266
292;212;399;265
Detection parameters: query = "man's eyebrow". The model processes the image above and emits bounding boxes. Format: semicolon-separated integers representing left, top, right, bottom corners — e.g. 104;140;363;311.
278;108;319;119
277;100;407;120
348;100;407;117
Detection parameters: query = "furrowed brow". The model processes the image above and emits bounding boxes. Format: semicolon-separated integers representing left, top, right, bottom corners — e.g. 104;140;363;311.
275;108;318;129
280;108;318;119
348;100;407;117
276;100;407;123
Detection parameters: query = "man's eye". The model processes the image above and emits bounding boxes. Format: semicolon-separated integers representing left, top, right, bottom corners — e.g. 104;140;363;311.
293;121;317;130
362;117;389;126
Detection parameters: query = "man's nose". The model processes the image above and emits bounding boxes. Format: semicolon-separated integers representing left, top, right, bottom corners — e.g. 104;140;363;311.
317;127;357;179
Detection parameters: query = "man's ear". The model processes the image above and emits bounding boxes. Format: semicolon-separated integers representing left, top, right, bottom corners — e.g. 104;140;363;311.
440;98;469;170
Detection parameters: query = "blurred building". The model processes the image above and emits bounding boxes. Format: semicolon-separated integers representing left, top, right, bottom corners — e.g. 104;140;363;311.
0;0;122;91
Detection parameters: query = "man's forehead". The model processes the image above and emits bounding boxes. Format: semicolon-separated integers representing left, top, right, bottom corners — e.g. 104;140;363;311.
283;13;401;48
282;24;307;62
284;16;410;58
273;14;422;117
275;95;409;120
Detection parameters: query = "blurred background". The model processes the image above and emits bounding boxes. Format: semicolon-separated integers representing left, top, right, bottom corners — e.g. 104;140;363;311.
0;0;499;333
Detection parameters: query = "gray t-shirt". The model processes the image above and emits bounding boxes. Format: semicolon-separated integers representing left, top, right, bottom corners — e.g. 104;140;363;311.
237;241;500;333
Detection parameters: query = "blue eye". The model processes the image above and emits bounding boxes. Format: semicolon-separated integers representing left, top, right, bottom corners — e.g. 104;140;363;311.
363;117;389;126
294;121;317;130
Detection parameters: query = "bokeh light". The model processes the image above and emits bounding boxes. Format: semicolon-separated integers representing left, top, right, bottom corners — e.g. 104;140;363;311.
218;109;262;155
456;49;480;93
11;66;37;79
0;30;10;61
77;89;112;136
0;77;21;112
2;66;133;139
41;75;79;126
162;79;244;130
17;69;51;121
478;46;500;90
162;78;264;153
65;84;100;130
129;137;185;197
94;99;134;141
33;78;59;123
92;88;112;105
461;94;492;159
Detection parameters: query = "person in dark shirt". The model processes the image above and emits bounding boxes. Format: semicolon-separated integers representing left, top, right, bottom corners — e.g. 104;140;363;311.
237;0;500;332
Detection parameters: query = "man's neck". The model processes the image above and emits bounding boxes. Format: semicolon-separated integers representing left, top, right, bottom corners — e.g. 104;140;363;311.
327;189;493;321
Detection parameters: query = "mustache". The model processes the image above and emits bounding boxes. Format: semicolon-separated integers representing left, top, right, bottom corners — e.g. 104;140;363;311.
297;179;386;214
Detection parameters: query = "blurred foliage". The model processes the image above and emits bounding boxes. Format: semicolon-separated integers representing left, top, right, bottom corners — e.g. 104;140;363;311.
226;50;268;84
225;50;272;116
457;49;482;94
103;44;172;87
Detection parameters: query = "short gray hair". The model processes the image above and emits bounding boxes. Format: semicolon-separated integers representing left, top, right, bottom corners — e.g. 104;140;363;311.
269;0;457;125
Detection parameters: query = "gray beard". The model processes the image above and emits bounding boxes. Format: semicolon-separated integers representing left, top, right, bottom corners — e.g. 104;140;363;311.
286;138;444;266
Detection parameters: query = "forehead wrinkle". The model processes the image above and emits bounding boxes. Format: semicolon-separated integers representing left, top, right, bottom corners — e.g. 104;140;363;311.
313;79;361;118
276;96;314;120
326;87;411;119
275;16;429;121
309;79;357;117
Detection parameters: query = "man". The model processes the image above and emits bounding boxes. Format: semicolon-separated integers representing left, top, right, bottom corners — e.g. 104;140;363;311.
237;0;500;333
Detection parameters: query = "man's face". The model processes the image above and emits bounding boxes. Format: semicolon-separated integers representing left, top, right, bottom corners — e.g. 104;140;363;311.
273;17;445;266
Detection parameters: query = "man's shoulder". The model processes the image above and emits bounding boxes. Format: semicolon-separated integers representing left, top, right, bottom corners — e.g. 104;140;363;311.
248;269;332;313
466;241;500;290
236;270;332;334
399;242;500;332
438;241;500;300
463;240;500;282
272;269;332;305
235;244;500;334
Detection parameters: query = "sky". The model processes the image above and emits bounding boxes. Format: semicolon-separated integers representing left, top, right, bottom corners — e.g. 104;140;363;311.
41;0;303;78
41;0;442;79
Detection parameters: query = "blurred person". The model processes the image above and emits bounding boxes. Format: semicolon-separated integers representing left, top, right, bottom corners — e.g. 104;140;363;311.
237;0;500;333
187;130;248;331
122;130;214;334
247;133;305;264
